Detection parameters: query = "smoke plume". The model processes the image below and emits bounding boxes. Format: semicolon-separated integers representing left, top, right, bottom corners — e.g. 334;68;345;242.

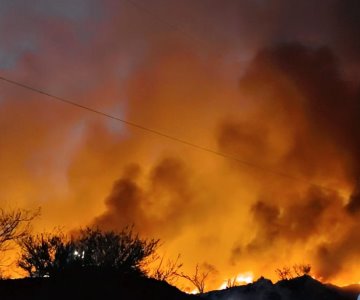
1;0;360;286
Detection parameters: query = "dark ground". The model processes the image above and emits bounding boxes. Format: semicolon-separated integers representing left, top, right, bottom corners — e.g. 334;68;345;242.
0;272;359;300
202;275;360;300
0;270;198;300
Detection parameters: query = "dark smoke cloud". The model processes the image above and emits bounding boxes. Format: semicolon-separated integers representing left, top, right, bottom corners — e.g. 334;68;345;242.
315;223;360;279
222;43;360;279
230;187;346;266
335;0;360;61
248;187;344;247
346;187;360;215
93;157;200;239
221;42;360;183
93;164;144;231
1;0;360;286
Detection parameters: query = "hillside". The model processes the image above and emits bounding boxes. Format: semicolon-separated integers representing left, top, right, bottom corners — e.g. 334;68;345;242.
0;270;198;300
202;275;359;300
0;273;359;300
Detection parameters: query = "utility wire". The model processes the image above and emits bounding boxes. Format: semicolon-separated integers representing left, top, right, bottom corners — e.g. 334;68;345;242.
0;75;344;195
118;1;351;197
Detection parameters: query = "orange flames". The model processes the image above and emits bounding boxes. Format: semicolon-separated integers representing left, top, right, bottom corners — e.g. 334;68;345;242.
1;0;360;291
218;272;254;290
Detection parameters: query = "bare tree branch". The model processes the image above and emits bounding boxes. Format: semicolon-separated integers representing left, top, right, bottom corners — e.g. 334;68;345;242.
0;208;40;253
276;263;312;280
293;264;311;277
226;277;239;288
275;266;293;280
151;254;183;284
178;264;211;294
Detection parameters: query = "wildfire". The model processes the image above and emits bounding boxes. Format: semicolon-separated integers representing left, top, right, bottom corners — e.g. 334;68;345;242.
218;272;254;290
189;289;198;294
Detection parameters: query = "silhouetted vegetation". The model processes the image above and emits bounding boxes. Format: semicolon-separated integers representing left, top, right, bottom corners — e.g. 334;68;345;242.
293;263;311;276
17;231;75;277
0;271;199;300
0;208;39;253
17;227;159;277
178;264;212;294
275;264;312;280
0;208;39;276
151;254;183;284
225;277;239;288
275;266;293;280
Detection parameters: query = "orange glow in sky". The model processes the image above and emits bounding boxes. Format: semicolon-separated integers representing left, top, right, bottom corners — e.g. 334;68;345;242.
1;0;360;291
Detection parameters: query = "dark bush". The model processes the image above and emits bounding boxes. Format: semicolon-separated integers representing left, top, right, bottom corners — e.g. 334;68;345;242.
17;227;159;277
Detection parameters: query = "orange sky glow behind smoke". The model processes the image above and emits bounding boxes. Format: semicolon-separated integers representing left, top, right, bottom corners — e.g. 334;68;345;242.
0;0;360;291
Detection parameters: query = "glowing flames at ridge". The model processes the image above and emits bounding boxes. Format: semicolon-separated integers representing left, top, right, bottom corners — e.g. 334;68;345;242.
218;272;254;290
1;0;360;287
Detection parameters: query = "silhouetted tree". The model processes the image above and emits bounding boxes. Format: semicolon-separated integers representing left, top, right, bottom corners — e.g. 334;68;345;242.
275;266;293;280
17;227;159;277
151;254;183;284
293;264;311;276
0;208;39;253
75;227;159;274
226;277;239;288
275;263;312;280
17;232;77;277
0;208;39;276
179;264;212;294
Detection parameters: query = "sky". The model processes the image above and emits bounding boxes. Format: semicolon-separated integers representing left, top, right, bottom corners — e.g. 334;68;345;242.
0;0;360;289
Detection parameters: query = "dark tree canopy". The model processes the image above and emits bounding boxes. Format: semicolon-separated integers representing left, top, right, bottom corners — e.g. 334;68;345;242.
17;227;159;277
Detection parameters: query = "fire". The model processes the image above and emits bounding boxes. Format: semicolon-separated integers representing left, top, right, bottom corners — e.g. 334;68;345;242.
1;0;360;287
218;272;254;290
189;289;198;295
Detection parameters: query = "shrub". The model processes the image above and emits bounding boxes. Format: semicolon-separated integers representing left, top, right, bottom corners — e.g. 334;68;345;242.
17;227;159;277
275;264;312;280
17;232;77;277
150;254;183;284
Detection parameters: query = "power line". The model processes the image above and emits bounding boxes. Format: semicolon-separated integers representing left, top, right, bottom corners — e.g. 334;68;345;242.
117;2;352;198
0;75;344;195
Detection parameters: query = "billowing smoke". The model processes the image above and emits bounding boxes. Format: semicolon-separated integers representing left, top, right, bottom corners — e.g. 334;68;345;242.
1;0;360;287
93;157;202;239
220;43;360;281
